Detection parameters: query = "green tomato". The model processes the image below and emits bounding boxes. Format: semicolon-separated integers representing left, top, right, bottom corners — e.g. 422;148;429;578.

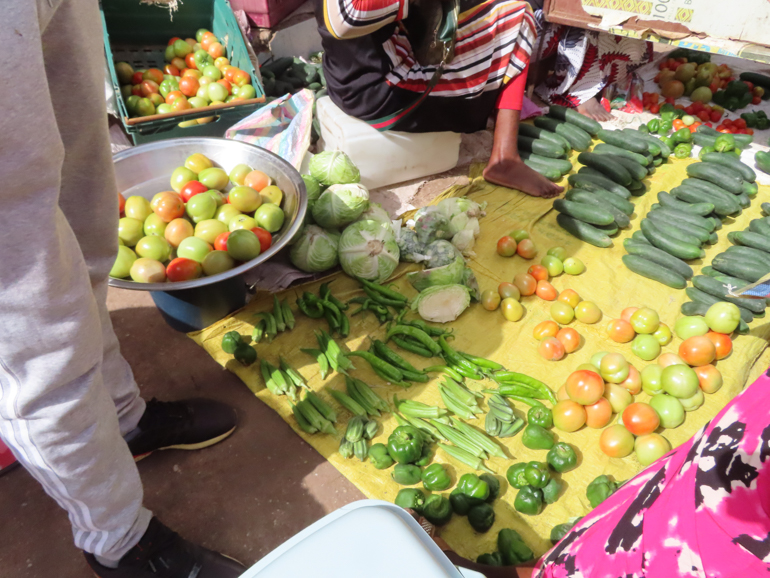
630;308;660;334
130;258;167;283
156;103;174;114
216;204;243;226
652;323;672;346
238;84;257;100
202;65;222;81
164;45;176;62
704;302;741;334
188;96;208;108
634;434;671;467
124;196;152;221
563;257;585;275
195;28;210;42
600;353;629;384
641;364;664;395
680;388;705;412
649;394;684;429
229;163;252;185
674;315;709;340
205;190;225;207
198;167;229;190
661;364;699;399
254;203;285;233
229;215;258;232
509;229;529;242
170;166;197;193
546;246;567;261
196;86;211;101
186;194;217;223
135;235;171;262
110;246;137;278
194;219;228;245
207;82;229;103
202;250;236;276
590;351;610;370
144;213;168;237
118;217;145;247
631;334;661;361
177;236;212;263
550;301;574;324
194;50;214;70
173;39;193;58
227;229;262;261
541;255;564;277
229;185;262;213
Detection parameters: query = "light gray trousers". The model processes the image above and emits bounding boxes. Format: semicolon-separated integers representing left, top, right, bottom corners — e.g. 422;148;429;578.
0;0;152;562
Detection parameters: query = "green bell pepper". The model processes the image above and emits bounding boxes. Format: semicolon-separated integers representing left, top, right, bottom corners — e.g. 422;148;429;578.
415;444;434;467
395;488;426;511
514;485;543;515
586;474;620;508
527;406;553;429
547;442;578;473
659;102;675;115
422;494;452;525
550;519;580;544
221;331;243;354
480;473;500;502
647;118;660;133
498;528;534;565
368;443;394;470
449;489;482;515
673;127;692;143
468;503;495;533
659;135;676;151
233;344;257;366
637;124;650;134
741;111;758;128
476;552;503;566
522;424;555;450
542;477;561;504
758;117;770;130
422;463;452;491
698;145;716;160
714;133;735;152
726;80;749;98
506;463;529;489
524;461;550;489
387;425;423;464
392;464;422;485
457;473;490;501
674;143;693;159
713;90;727;106
658;120;673;135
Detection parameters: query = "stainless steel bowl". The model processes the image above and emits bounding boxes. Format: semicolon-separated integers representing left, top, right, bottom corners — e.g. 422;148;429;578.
110;137;307;292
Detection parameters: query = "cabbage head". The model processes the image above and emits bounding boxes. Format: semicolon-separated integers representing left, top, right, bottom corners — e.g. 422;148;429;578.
424;240;461;269
452;229;475;256
339;219;400;282
302;174;323;203
289;225;340;273
309;150;360;186
437;197;486;220
406;256;464;292
461;267;481;301
311;183;369;228
355;202;392;229
414;208;451;245
411;284;471;323
396;228;427;263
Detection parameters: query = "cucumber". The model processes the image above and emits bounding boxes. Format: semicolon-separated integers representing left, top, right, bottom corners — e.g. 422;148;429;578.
713;273;770;307
749;218;770;238
556;214;612;248
647;166;657;175
597;129;648;155
763;202;770;216
623;240;694;279
604;155;647;181
566;190;630;227
647;212;710;244
523;160;561;181
732;231;770;254
596;222;619;235
534;117;592;151
743;181;758;197
724;246;770;268
520;152;572;174
683;178;740;202
624;129;669;157
518;124;573;151
708;232;718;245
671;184;739;217
653;157;663;166
649;204;715;232
261;57;294;76
583;187;635;215
694;127;753;147
627;179;645;196
686;163;744;195
621;255;687;289
577;152;632;186
592;143;650;166
553;199;614;226
517;135;566;159
567;173;632;199
692;275;766;313
736;192;751;208
739;71;770;91
702;266;716;277
640;219;703;260
631;230;651;244
701;152;756;182
547;104;601;136
657;191;715;216
756;151;770;175
711;257;769;285
681;301;709;317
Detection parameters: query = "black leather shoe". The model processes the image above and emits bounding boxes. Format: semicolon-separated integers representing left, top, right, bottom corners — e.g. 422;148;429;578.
85;517;245;578
125;399;237;461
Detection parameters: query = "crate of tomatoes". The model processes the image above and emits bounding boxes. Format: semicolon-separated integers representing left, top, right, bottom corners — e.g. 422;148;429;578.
101;0;265;144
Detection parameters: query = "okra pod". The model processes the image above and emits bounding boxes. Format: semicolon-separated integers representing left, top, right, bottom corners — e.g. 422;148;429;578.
444;377;482;405
305;390;337;423
260;360;285;395
330;389;367;417
273;295;286;332
292;403;317;434
485;413;502;437
345;416;366;442
339;438;354;459
280;357;308;389
345;376;380;417
393;412;410;428
296;400;324;432
353;439;368;461
285;378;298;403
483;390;545;409
450;417;507;459
300;348;330;380
438;385;476;420
391;335;434;357
437;443;493;474
348;377;390;413
347;351;403;382
282;301;295;330
372;340;421;373
430;423;487;459
252;320;266;344
321;330;353;371
495;383;548;400
363;419;378;440
387;325;441;356
257;312;277;342
498;418;525;438
423;365;466;383
395;395;448;419
402;414;443;442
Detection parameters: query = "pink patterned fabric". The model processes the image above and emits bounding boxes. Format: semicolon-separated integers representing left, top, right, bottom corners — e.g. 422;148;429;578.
536;372;770;577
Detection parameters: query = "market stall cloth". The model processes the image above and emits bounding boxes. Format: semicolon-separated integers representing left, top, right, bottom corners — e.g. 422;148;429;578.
190;155;770;561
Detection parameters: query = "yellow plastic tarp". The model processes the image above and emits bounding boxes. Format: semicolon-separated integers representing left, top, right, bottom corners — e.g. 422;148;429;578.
190;156;770;560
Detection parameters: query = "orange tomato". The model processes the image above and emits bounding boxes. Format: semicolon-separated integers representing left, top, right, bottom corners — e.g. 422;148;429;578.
164;64;181;77
607;319;635;343
165;91;185;105
516;238;537;259
695;364;723;394
538;337;565;361
672;118;685;131
185;52;197;70
182;68;202;79
220;64;233;79
140;80;159;97
622;402;660;436
201;32;217;51
143;68;164;84
585;397;613;429
557;384;569;401
536;280;558;301
705;331;732;360
619;365;642;395
556;327;580;353
118;192;126;215
217;79;233;93
658;352;685;367
679;335;716;367
513;273;537;296
527;264;549;281
565;369;604;405
620;307;639;322
153;193;185;222
179;76;200;97
244;170;271;191
533;320;559;340
164;218;194;247
600;424;635;458
552;400;587;432
170;98;192;111
557;289;580;308
208;42;226;59
171;57;187;71
225;66;240;83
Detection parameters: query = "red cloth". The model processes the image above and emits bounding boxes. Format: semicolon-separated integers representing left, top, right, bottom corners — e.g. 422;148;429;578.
496;64;528;111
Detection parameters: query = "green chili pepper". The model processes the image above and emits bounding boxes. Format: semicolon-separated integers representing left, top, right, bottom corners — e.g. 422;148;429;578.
476;552;503;566
586;474;620;508
421;463;451;491
479;473;499;502
458;351;504;371
527;406;553;429
391;335;434;357
424;365;465;382
387;425;424;464
371;340;421;373
498;528;534;565
506;463;529;489
542;477;562;504
363;286;406;308
523;461;550;489
347;350;403;382
647;118;660;132
368;443;394;469
547;442;577;473
358;278;408;302
522;424;556;450
422;494;452;525
395;488;425;511
438;336;481;377
468;502;495;533
514;485;543;515
221;331;243;354
388;325;441;356
296;298;323;319
392;464;422;485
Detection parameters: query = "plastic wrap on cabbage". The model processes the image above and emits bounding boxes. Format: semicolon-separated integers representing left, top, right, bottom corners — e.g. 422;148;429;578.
436;197;486;220
301;174;323;203
338;219;400;282
461;267;481;301
311;183;370;229
406;256;465;292
396;228;427;263
289;225;340;273
414;208;451;245
451;229;475;256
411;284;471;323
308;150;360;186
424;240;461;269
355;202;392;230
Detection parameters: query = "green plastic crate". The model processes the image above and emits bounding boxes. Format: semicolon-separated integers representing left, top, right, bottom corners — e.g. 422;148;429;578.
101;0;264;144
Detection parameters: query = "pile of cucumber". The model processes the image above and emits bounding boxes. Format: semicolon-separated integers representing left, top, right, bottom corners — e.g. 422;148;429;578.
260;54;326;99
623;153;759;291
518;105;601;181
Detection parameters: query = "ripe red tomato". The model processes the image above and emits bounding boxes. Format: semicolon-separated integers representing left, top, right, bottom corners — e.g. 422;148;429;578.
496;236;517;257
143;68;164;84
185;53;197;70
705;331;732;360
132;71;144;85
164;64;181;77
516;238;537;259
214;231;230;251
527;264;549;281
622;402;660;436
180;180;208;203
168;36;182;46
733;118;747;129
166;258;203;282
118;192;126;215
565;370;604;405
131;84;144;96
250;227;272;253
166;90;185;105
179;76;199;97
679;335;716;366
140;80;159;97
649;103;660;114
697;110;710;122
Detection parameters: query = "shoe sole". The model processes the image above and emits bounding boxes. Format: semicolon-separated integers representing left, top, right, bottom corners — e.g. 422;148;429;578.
133;426;236;462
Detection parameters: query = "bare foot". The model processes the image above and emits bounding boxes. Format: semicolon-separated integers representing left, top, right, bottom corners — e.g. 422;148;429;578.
483;157;564;198
577;98;613;121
